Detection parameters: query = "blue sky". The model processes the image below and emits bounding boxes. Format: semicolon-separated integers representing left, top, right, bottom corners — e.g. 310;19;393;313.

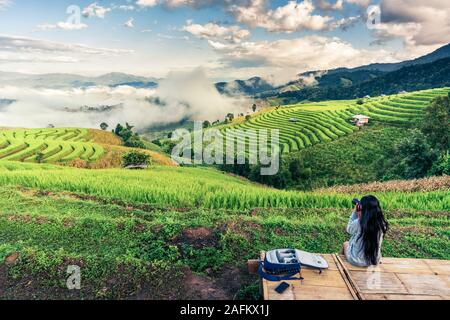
0;0;448;82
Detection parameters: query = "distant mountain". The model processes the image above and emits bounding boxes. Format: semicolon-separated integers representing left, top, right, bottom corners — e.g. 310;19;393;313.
276;57;450;103
218;43;450;97
0;72;158;89
0;99;15;109
330;43;450;73
215;77;274;96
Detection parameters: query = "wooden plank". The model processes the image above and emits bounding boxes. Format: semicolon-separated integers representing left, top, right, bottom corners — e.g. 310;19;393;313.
423;259;450;275
396;273;450;296
264;283;355;300
365;294;445;300
339;255;434;274
349;271;409;294
334;254;363;300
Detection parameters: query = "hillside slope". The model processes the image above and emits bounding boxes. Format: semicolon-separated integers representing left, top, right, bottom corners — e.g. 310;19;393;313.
277;58;450;103
220;88;450;154
0;128;174;168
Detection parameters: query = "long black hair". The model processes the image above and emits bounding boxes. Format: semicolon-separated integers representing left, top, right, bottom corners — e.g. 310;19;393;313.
358;195;389;265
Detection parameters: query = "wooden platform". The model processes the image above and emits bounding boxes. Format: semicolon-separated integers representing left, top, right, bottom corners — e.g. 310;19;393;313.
260;253;450;300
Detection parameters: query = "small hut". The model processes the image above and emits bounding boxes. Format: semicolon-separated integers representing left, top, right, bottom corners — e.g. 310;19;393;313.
352;115;370;127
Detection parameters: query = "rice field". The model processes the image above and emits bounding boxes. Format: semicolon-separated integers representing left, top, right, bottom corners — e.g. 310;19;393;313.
0;128;104;163
220;88;450;153
0;162;447;211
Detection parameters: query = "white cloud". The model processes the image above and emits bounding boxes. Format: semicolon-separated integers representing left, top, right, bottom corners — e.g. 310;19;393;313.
0;69;249;129
316;0;344;11
82;3;111;18
136;0;158;7
229;0;347;33
182;21;250;43
208;35;400;84
118;5;135;11
0;34;133;64
370;0;450;57
0;0;11;10
37;22;88;31
345;0;370;7
55;22;89;30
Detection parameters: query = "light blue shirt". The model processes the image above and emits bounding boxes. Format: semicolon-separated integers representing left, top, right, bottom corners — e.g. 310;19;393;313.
346;212;383;267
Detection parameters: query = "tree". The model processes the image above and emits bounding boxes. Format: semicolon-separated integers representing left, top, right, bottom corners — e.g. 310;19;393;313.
202;120;211;129
245;115;251;121
36;152;45;164
100;122;109;131
226;113;234;121
421;95;450;151
125;135;145;148
429;152;450;176
385;130;437;179
122;150;151;167
252;104;257;112
114;123;145;149
356;99;364;105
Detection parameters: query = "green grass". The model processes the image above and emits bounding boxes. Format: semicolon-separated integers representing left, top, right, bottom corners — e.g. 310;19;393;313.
0;162;448;211
0;185;448;299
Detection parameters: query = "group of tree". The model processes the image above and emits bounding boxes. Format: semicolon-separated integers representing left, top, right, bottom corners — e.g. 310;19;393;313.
380;94;450;179
113;123;146;149
122;150;151;168
220;157;312;189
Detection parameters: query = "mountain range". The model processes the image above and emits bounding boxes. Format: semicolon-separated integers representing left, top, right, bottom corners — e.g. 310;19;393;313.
0;72;158;89
216;43;450;98
0;43;449;101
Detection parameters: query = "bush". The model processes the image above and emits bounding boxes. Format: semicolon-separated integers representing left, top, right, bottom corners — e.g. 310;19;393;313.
421;95;450;151
35;152;45;164
384;129;437;180
122;150;151;167
429;152;450;176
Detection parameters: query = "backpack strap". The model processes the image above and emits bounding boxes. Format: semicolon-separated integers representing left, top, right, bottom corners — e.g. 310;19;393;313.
258;262;304;282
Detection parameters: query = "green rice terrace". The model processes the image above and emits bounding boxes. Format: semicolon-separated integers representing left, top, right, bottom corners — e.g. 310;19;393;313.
220;88;450;153
0;128;104;163
0;162;448;299
0;128;174;167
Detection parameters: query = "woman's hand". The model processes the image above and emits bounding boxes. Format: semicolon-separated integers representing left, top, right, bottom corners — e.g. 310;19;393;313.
355;205;362;219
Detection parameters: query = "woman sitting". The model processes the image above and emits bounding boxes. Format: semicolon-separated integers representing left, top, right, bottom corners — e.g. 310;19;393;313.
343;195;389;267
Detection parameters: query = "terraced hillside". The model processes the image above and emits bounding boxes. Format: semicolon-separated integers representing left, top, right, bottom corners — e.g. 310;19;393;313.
220;88;450;153
0;128;175;167
0;128;104;163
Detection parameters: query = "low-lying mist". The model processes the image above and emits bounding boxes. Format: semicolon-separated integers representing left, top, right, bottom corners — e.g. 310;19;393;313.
0;69;249;131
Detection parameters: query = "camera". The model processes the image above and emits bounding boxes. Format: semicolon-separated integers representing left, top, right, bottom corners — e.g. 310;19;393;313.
352;198;362;212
